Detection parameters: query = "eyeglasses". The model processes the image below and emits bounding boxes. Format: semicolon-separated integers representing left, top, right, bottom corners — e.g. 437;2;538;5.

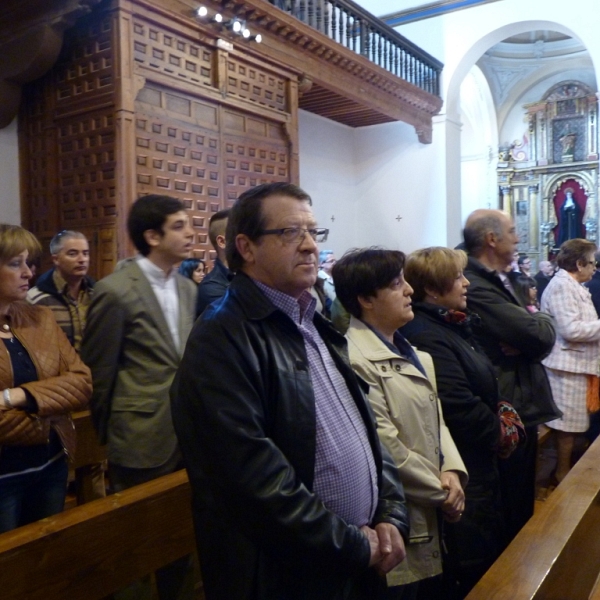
258;227;329;244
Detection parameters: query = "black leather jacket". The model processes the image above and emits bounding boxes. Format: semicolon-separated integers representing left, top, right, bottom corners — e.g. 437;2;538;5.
172;273;409;600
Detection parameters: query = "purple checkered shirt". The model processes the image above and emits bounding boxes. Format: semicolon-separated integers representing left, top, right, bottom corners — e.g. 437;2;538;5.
254;280;378;527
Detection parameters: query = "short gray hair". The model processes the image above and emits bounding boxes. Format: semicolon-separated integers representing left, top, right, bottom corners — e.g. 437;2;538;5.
463;214;504;257
49;230;87;254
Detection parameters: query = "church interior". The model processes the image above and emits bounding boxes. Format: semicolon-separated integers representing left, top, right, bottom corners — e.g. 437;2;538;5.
2;0;600;598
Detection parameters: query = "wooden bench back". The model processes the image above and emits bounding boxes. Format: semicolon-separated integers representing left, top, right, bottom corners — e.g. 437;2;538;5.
0;470;195;600
467;434;600;600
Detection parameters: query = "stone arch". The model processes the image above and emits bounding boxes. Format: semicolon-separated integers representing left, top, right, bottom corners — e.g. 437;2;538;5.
443;19;594;244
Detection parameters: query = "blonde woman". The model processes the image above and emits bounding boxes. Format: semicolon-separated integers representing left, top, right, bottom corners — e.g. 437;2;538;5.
0;224;91;532
403;247;523;598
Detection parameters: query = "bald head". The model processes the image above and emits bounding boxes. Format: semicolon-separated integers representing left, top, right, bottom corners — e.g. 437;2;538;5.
539;261;553;276
463;209;517;270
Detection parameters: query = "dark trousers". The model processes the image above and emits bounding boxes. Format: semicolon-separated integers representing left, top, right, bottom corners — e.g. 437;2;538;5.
0;455;68;533
497;425;537;543
110;458;194;600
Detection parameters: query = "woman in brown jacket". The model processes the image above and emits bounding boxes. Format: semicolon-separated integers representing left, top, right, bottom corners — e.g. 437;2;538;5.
0;224;92;532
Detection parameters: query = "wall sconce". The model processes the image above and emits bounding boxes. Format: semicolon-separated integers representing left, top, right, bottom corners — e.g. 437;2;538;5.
196;6;262;42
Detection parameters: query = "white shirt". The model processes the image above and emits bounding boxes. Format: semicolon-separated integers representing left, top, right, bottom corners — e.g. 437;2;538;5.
137;256;181;352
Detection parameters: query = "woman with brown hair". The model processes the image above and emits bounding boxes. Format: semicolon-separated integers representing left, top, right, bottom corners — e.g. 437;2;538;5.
541;238;600;482
402;246;524;599
0;224;92;532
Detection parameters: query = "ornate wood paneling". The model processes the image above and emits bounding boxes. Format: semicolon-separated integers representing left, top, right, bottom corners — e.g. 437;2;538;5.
226;57;288;113
19;0;298;277
132;19;213;89
56;110;117;226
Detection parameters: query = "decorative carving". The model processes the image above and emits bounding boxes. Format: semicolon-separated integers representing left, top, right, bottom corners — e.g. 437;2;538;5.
298;75;313;96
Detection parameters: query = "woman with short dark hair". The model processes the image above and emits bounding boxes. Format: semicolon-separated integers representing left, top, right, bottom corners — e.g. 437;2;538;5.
333;247;467;599
541;237;600;482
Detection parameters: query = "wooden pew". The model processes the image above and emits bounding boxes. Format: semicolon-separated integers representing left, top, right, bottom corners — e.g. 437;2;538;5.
467;434;600;600
72;410;107;504
0;470;195;600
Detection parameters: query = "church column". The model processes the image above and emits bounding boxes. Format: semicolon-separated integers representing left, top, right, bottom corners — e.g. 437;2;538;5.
501;186;512;216
528;184;539;250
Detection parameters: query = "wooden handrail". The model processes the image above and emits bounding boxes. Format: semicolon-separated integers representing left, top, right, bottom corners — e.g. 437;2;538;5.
0;470;195;600
267;0;442;96
467;434;600;600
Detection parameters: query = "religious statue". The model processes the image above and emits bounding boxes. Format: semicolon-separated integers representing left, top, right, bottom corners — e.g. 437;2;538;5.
556;188;583;245
560;133;576;162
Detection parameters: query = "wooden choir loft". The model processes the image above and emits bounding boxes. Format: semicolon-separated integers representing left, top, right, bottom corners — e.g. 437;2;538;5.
0;0;442;279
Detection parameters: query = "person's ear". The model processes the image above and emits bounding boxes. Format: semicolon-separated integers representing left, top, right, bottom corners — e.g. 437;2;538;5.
143;229;162;249
235;234;256;265
358;295;374;313
216;234;226;250
486;230;497;248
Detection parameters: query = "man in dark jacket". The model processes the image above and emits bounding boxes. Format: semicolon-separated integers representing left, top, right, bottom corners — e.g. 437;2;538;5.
195;208;232;316
172;182;409;600
534;260;554;302
463;209;559;542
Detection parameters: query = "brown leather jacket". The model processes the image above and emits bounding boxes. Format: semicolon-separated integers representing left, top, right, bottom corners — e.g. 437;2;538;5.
0;305;92;457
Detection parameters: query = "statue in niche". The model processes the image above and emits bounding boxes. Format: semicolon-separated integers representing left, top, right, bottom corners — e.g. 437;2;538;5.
556;188;583;245
560;133;576;162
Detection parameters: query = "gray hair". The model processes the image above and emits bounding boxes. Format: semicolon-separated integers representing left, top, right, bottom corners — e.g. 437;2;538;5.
49;230;87;254
463;213;504;257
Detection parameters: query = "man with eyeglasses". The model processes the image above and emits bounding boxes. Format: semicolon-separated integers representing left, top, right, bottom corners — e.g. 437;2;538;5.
171;182;408;600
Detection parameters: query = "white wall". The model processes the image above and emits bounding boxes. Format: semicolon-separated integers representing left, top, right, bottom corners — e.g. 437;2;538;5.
460;66;499;221
298;110;358;257
0;118;20;224
298;109;452;257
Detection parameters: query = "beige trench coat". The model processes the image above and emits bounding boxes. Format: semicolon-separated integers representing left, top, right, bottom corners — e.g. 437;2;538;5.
346;317;467;587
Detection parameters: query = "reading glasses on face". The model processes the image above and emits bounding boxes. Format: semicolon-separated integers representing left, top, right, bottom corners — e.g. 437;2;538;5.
258;227;329;244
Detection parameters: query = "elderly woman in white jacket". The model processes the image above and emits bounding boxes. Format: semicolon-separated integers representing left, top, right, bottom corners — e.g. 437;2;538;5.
333;248;467;600
541;238;600;482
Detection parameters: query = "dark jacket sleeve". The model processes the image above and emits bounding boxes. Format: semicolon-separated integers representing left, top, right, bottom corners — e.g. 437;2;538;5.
466;281;555;362
171;315;372;577
195;275;229;317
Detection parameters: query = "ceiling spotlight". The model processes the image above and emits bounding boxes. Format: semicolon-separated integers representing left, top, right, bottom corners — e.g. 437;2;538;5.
231;19;243;33
242;28;251;39
251;34;262;43
196;6;208;17
213;13;223;23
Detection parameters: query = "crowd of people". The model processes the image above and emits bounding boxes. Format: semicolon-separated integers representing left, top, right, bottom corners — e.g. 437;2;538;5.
1;183;599;600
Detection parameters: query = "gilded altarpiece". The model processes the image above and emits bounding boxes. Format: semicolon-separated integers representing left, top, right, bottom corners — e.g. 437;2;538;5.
19;0;298;277
497;81;599;266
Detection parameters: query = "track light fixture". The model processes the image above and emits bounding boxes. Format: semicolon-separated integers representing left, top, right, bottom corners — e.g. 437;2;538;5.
195;6;261;42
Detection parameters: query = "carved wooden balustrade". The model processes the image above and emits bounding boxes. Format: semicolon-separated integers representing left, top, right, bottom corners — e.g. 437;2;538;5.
267;0;441;97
